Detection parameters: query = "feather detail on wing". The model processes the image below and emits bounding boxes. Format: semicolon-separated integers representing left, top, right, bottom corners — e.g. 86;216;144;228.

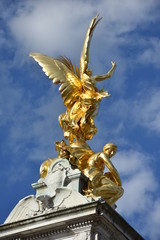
30;53;82;107
80;15;102;81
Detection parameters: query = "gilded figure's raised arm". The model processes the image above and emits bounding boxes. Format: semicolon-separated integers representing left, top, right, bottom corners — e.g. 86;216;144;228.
80;15;102;80
99;152;122;186
91;61;116;82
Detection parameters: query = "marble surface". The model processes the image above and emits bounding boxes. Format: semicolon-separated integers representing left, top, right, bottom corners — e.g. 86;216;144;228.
5;158;90;223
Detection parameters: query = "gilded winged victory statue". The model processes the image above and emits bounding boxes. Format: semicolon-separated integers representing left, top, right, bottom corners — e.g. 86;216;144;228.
30;15;123;206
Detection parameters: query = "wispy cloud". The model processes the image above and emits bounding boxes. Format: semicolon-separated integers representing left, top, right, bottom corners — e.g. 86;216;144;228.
138;38;160;68
5;0;159;63
114;149;160;239
132;88;160;133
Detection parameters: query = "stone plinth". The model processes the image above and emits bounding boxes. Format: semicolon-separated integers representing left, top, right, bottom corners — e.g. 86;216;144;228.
4;158;90;224
0;200;144;240
0;158;144;239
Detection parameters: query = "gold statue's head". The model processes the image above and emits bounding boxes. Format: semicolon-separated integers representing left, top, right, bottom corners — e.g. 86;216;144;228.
86;68;92;76
103;143;117;158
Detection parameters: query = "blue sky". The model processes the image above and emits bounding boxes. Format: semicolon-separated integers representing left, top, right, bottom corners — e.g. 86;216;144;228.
0;0;160;239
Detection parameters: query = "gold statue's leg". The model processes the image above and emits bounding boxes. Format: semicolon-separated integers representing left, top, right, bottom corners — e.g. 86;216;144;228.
92;177;124;205
106;189;124;206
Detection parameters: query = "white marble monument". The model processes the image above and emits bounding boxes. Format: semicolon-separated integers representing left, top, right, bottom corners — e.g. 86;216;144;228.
0;158;144;240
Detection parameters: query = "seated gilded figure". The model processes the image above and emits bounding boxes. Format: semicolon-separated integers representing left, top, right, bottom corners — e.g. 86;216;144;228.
53;140;124;206
82;143;124;206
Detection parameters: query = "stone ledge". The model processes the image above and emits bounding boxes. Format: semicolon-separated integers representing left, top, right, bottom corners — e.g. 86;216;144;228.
0;201;144;240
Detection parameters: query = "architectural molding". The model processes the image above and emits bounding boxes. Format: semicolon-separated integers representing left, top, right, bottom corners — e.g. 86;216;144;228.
0;201;144;240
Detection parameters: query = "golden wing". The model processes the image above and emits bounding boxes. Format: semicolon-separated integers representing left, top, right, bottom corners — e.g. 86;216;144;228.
30;53;82;107
80;15;102;82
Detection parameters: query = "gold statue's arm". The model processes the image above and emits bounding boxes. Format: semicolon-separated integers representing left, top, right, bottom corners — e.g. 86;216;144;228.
80;15;102;79
99;152;122;186
91;61;116;82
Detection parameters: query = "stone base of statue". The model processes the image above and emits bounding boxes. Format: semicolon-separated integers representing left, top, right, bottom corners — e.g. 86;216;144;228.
0;158;143;240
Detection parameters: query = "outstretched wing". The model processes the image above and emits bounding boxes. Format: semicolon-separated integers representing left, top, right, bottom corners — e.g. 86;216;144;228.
80;15;102;81
30;53;82;107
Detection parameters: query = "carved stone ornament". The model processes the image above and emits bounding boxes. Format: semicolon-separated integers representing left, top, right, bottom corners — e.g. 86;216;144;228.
5;158;90;223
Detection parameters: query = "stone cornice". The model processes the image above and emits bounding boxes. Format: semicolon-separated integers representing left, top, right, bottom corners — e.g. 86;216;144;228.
0;201;144;240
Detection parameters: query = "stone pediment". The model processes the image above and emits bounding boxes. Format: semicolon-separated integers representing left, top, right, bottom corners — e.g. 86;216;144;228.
4;158;91;224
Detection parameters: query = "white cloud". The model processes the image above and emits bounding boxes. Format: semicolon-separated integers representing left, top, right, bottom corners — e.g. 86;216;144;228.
5;0;159;61
7;87;65;162
0;60;64;163
143;198;160;239
100;0;158;35
138;38;160;68
8;1;93;57
132;88;160;133
113;149;160;239
0;64;23;127
0;0;157;98
96;86;160;137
